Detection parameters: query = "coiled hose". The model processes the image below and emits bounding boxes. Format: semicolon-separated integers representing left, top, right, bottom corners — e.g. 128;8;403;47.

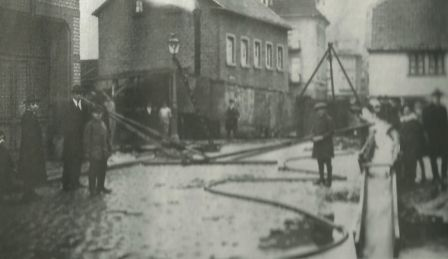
204;149;361;259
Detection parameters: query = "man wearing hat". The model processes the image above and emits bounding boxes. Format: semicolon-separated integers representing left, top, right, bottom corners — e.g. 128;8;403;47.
62;85;89;191
18;96;46;200
84;106;112;195
312;102;335;187
422;89;448;189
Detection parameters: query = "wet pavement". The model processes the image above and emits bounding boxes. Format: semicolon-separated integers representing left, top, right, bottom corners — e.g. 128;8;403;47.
0;143;361;259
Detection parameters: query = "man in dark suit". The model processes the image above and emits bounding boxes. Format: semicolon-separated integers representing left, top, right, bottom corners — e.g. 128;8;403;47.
422;89;448;189
312;102;335;187
62;85;88;191
0;130;14;199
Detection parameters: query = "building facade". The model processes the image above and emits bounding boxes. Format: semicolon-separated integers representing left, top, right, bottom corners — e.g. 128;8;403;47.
368;0;448;98
328;43;367;98
94;0;292;138
0;0;80;154
272;0;329;99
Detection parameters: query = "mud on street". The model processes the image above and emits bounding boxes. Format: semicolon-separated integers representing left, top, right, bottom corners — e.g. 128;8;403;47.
0;143;362;259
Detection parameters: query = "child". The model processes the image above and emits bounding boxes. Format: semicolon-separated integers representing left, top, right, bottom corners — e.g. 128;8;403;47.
84;107;112;195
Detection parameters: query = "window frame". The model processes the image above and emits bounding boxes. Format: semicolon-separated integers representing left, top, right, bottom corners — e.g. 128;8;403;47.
253;39;262;69
408;51;446;77
276;44;285;71
240;36;251;68
265;41;274;70
226;34;237;67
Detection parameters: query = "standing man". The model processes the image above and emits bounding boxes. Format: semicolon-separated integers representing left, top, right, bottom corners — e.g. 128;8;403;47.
0;130;14;199
62;85;88;191
225;99;240;139
18;97;47;200
84;107;112;195
422;89;448;189
312;102;335;187
159;102;172;137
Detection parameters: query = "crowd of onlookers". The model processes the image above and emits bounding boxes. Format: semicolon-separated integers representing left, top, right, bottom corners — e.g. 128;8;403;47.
362;89;448;191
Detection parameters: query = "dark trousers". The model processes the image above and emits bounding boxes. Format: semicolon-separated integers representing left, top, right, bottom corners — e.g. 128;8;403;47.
317;158;332;186
402;155;417;188
88;159;107;192
429;155;447;182
62;158;82;189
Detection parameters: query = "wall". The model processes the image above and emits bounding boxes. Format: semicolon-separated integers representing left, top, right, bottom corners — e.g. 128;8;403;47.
369;52;448;97
217;12;289;92
330;53;362;96
284;16;327;98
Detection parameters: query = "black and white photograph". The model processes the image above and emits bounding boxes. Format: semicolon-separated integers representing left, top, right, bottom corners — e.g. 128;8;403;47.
0;0;447;258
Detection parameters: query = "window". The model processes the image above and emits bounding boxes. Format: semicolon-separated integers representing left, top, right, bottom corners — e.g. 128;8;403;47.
266;42;273;69
254;40;262;68
409;52;445;76
241;37;250;67
277;45;284;70
135;0;144;14
226;34;236;66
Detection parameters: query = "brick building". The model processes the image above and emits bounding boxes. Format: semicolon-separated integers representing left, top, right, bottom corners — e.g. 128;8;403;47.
367;0;448;98
0;0;80;155
93;0;293;138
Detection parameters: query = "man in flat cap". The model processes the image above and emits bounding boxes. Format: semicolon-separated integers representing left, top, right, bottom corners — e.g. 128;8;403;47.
18;97;46;200
422;89;448;189
312;102;335;187
62;85;89;191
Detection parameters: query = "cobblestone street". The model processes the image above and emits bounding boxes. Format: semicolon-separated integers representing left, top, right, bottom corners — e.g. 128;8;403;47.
0;144;360;259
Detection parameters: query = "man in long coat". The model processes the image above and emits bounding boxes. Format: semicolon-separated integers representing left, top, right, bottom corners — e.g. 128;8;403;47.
0;130;14;197
422;89;448;189
62;85;88;191
312;102;335;187
18;97;47;200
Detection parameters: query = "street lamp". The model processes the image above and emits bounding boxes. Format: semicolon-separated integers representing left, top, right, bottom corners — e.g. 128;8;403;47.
168;33;180;140
168;33;180;56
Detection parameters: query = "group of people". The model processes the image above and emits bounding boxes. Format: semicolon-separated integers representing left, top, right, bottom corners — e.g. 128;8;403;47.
398;89;448;190
144;101;173;137
310;88;448;191
0;85;113;202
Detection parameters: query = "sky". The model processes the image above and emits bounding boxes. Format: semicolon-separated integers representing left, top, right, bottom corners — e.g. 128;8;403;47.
80;0;105;60
80;0;382;60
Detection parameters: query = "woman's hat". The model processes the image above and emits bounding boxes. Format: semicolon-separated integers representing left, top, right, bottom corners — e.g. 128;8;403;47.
314;102;327;110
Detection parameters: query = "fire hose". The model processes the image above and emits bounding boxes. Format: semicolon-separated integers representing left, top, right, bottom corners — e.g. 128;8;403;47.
204;125;372;258
204;150;356;258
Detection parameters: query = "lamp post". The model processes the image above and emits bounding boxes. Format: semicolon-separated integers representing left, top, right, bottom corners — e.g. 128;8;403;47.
168;33;180;140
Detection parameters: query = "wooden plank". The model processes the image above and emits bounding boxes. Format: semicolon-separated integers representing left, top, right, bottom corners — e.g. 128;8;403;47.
392;171;400;258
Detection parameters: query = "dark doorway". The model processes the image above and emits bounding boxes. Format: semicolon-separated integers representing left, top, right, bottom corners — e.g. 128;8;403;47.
0;9;70;157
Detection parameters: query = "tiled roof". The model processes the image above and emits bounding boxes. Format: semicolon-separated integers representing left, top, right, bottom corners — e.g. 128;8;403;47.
271;0;329;24
211;0;290;28
370;0;448;51
94;0;290;28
